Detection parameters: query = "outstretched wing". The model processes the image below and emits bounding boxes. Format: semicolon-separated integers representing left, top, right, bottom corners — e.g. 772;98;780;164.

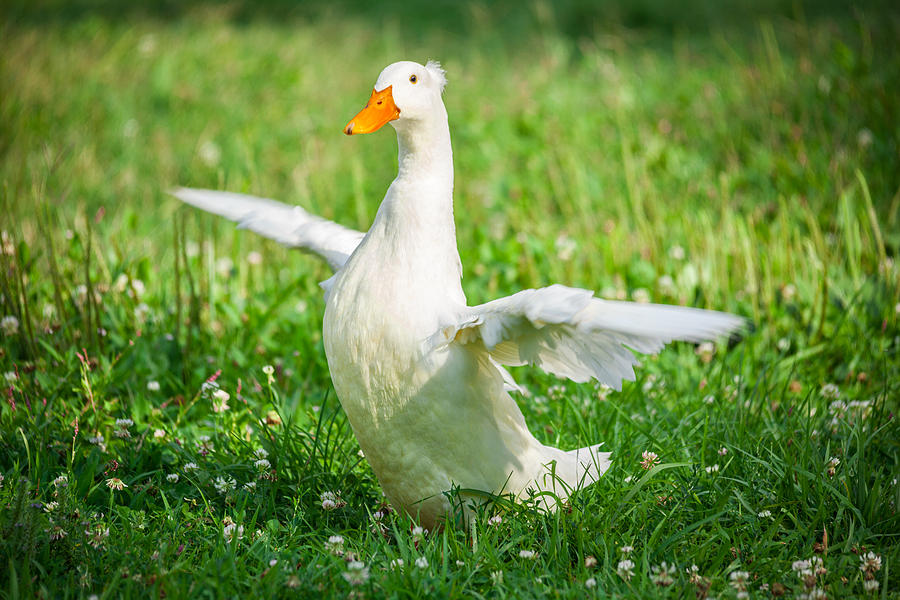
441;284;745;389
171;188;365;271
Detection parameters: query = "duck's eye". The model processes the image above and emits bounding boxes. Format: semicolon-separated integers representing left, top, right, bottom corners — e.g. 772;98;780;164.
409;74;417;84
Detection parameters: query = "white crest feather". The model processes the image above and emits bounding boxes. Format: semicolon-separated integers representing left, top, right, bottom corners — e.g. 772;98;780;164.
425;60;447;93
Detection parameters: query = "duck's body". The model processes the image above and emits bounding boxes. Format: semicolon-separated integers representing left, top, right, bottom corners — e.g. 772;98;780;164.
174;60;743;528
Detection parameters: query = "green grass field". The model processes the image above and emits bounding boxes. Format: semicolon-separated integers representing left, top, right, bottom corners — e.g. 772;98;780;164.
1;1;899;597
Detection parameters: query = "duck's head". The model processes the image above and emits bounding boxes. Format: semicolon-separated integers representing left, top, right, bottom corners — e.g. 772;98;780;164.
344;60;447;136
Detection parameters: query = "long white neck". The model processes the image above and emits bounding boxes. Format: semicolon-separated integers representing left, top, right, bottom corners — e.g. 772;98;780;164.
363;102;464;309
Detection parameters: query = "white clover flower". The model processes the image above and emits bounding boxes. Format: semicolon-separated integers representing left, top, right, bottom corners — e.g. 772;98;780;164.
415;557;429;569
146;380;160;392
213;476;236;494
620;545;634;554
518;549;536;559
254;458;271;471
243;481;256;492
44;501;59;512
859;552;882;573
705;464;719;474
166;473;179;483
211;389;230;413
254;448;269;459
247;251;263;265
342;561;370;586
1;315;20;336
324;535;344;555
820;383;840;399
617;559;635;580
758;509;772;518
262;365;275;383
704;394;716;404
489;570;503;585
863;579;879;592
585;577;597;588
116;418;134;428
488;515;503;526
668;245;685;260
152;429;165;439
584;555;597;568
640;451;660;470
320;490;345;510
651;562;674;586
718;446;728;456
183;462;199;472
390;558;404;570
223;522;243;543
52;474;68;488
105;477;127;491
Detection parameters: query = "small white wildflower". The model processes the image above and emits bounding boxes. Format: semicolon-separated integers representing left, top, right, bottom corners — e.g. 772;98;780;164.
52;474;68;488
584;555;598;568
1;315;20;336
44;501;59;512
489;570;503;585
820;383;840;399
488;515;503;526
116;418;134;428
624;475;635;483
758;509;772;518
415;557;429;569
48;525;68;540
390;558;405;570
320;490;345;510
827;456;840;477
669;245;685;260
342;561;370;586
617;559;635;580
254;448;269;459
324;535;345;555
105;477;127;491
640;451;660;470
254;458;271;471
166;473;179;483
704;394;716;404
146;380;160;392
585;577;597;588
650;562;674;586
213;476;236;494
518;549;536;559
198;140;221;167
223;522;243;543
455;560;465;567
247;251;263;265
211;389;230;413
718;446;728;456
705;464;719;474
863;579;879;592
243;481;256;492
696;341;715;363
620;545;634;554
859;551;882;573
183;462;198;472
3;371;17;384
777;337;791;351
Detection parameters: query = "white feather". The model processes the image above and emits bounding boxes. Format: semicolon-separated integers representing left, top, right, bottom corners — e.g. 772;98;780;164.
449;284;745;389
170;187;364;271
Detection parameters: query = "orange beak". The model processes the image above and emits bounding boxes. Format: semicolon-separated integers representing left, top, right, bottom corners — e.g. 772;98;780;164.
344;86;400;135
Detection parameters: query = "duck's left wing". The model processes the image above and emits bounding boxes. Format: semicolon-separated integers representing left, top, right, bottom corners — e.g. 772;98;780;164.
441;284;745;390
171;188;365;271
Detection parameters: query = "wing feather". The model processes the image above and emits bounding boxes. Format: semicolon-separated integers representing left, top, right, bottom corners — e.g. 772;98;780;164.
171;187;364;271
447;284;745;389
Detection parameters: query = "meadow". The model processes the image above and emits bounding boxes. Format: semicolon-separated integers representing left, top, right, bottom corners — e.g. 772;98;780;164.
1;0;899;597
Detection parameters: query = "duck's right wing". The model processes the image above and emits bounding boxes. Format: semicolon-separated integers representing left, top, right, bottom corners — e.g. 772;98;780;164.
171;187;365;271
439;284;745;390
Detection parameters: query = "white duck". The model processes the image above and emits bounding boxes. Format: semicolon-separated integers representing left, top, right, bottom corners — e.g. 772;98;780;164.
174;60;744;528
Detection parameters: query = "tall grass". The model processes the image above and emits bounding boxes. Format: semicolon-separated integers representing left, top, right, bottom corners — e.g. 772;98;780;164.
1;2;898;598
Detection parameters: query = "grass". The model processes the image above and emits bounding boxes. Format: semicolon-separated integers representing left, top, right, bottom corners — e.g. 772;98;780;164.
1;1;899;597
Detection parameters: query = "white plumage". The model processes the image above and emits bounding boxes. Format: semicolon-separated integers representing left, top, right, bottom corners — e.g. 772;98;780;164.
173;60;744;528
